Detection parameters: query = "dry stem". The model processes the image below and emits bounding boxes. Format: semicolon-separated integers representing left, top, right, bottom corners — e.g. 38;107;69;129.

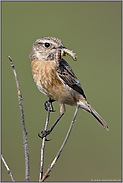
39;108;50;181
8;56;29;182
41;105;79;181
1;155;15;182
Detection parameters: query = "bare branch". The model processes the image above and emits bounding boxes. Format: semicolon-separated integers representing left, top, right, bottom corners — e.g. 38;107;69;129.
1;154;15;182
8;56;29;182
39;108;50;181
41;105;80;182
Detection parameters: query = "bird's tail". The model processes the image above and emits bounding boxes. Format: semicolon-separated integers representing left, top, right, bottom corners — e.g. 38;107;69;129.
78;99;109;131
90;106;109;131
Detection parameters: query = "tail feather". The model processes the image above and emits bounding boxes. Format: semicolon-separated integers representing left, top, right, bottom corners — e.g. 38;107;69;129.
90;106;109;131
78;99;109;131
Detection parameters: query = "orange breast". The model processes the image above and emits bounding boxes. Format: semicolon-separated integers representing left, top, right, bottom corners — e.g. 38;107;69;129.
31;60;71;103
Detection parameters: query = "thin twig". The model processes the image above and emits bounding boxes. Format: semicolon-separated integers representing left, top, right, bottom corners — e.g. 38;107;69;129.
1;154;15;182
39;108;50;182
41;105;80;182
8;56;29;182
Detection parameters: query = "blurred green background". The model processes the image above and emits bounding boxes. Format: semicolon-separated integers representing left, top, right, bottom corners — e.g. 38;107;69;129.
1;1;121;182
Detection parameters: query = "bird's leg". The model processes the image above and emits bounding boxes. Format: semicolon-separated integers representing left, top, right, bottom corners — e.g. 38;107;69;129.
38;113;64;140
44;98;55;112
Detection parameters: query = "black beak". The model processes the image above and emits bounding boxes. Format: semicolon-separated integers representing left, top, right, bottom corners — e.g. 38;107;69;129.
58;46;66;49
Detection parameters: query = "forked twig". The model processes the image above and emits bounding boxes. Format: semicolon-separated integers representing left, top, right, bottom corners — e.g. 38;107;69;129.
1;155;15;182
39;108;50;181
41;105;80;182
8;56;29;182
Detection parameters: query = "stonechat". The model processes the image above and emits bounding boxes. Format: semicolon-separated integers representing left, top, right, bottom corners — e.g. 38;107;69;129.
29;37;108;138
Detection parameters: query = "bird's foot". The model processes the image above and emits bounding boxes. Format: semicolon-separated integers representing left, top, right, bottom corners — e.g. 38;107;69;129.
38;130;51;141
44;98;55;112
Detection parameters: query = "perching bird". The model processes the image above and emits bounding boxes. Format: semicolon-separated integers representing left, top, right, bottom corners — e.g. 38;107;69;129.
29;37;108;138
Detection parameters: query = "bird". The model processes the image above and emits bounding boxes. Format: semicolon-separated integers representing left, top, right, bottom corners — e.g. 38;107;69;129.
29;37;109;138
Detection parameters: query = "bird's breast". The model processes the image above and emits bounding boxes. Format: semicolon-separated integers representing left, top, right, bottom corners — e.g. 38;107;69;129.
31;60;75;104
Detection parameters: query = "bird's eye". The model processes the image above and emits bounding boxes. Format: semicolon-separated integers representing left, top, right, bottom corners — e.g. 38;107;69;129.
45;43;50;48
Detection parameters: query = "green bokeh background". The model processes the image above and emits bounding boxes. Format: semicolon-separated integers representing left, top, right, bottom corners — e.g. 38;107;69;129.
1;1;121;182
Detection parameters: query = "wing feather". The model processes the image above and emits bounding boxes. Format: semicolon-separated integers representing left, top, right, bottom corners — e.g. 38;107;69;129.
56;58;87;99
